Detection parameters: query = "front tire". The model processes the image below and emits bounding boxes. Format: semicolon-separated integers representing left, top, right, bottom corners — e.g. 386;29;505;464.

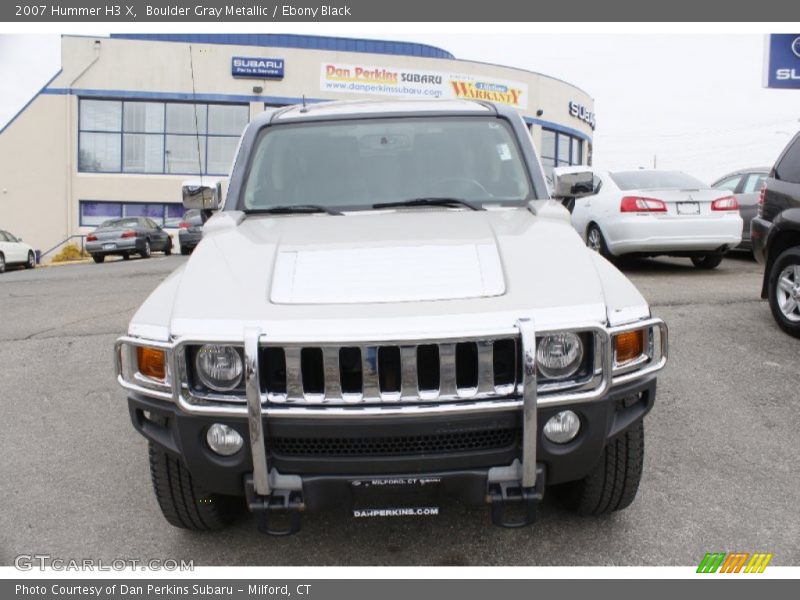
148;443;241;531
140;239;151;259
0;253;5;273
767;246;800;338
164;239;172;256
556;414;644;516
691;253;723;269
26;251;36;269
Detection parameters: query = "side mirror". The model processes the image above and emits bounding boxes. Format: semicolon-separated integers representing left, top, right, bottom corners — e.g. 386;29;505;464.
182;179;223;211
553;170;594;199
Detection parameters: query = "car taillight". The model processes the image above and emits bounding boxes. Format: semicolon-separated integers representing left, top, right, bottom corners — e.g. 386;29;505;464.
120;230;136;238
620;196;668;213
711;195;739;211
758;184;766;217
179;221;190;229
86;234;97;242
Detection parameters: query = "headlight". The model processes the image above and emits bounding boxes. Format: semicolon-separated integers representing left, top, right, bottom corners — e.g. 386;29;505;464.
195;345;244;392
536;333;584;379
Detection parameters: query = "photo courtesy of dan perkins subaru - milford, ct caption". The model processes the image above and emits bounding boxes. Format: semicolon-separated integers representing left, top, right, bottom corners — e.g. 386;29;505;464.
145;4;352;17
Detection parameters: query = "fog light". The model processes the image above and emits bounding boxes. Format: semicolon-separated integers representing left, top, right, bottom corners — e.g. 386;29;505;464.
543;410;581;444
206;424;243;456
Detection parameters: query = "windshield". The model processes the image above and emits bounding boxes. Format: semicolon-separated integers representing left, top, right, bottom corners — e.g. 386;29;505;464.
99;218;140;228
241;117;533;211
609;170;708;191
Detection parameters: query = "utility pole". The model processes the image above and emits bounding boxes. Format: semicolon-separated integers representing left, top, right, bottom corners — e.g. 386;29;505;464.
653;154;657;169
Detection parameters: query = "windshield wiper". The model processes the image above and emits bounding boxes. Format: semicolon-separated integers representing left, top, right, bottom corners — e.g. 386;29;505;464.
246;204;343;216
372;197;485;211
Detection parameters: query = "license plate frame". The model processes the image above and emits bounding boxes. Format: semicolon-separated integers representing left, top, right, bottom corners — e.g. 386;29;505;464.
676;202;700;215
350;476;442;518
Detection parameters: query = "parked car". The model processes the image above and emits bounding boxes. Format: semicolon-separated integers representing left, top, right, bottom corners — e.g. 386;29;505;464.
554;167;743;269
751;131;800;338
711;167;769;253
115;99;668;535
178;209;203;255
0;229;36;273
85;217;172;263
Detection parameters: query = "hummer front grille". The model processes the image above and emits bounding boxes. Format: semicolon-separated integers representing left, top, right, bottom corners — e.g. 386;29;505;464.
259;337;521;404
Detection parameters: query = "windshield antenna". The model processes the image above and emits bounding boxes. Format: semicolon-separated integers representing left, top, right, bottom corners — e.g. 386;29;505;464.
189;45;204;187
300;94;309;113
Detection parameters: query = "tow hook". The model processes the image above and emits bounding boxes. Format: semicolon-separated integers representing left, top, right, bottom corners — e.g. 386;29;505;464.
487;466;545;528
245;477;304;536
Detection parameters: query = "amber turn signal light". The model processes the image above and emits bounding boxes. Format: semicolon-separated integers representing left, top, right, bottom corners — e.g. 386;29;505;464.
137;346;166;380
614;330;644;364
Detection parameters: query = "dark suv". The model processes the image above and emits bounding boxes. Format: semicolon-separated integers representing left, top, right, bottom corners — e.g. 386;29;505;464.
751;131;800;338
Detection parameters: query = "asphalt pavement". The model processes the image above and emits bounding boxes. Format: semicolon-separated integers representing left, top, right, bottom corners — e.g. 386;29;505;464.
1;252;798;566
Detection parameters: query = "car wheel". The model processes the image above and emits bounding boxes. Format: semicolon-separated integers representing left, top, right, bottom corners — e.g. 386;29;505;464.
767;246;800;339
555;398;644;515
691;254;724;269
148;442;241;531
26;251;36;269
180;245;189;255
140;239;151;259
164;239;172;256
586;224;611;258
0;253;5;273
91;254;105;264
122;253;130;261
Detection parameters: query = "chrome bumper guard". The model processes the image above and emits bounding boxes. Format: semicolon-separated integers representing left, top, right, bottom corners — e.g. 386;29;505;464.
115;317;668;529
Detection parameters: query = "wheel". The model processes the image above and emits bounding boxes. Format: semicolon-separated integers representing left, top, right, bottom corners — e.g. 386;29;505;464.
180;245;189;256
555;407;644;515
767;246;800;338
122;253;130;261
91;254;105;264
26;251;35;269
164;239;172;256
148;443;241;531
140;239;151;259
691;254;723;269
586;223;611;258
0;253;5;273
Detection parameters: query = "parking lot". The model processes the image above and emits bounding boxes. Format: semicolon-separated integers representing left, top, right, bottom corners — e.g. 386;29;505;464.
1;252;798;566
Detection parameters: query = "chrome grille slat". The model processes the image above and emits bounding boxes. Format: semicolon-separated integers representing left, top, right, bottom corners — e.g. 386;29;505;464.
438;343;458;398
361;346;380;401
400;345;419;400
284;347;304;401
322;346;342;402
476;339;495;395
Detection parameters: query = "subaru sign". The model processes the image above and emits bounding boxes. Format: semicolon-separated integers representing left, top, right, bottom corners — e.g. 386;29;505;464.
232;56;285;79
763;34;800;89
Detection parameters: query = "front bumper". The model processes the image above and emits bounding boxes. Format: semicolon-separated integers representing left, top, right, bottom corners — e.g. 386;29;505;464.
128;375;656;506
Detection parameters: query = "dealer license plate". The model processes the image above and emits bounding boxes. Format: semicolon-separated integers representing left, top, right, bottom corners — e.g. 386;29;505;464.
350;477;441;518
676;202;700;215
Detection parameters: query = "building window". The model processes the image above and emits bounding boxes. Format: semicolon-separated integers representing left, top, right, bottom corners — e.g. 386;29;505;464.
539;128;585;181
79;201;186;227
78;99;248;175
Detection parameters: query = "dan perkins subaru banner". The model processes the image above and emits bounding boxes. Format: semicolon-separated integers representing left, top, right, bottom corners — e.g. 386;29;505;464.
763;34;800;88
320;62;529;109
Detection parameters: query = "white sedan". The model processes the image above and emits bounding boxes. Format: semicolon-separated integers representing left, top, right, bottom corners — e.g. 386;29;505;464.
553;167;743;269
0;229;36;273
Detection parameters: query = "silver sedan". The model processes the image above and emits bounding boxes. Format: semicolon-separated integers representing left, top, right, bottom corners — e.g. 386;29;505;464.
85;217;172;263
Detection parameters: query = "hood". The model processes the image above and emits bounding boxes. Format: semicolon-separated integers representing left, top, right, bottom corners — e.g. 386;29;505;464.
131;208;650;341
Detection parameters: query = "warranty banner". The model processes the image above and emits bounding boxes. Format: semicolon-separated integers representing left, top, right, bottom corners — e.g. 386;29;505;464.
320;63;528;109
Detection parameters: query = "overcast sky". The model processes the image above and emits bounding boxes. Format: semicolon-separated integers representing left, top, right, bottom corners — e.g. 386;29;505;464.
1;33;798;182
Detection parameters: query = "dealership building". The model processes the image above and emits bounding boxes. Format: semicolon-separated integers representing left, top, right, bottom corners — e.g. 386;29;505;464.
0;34;595;259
